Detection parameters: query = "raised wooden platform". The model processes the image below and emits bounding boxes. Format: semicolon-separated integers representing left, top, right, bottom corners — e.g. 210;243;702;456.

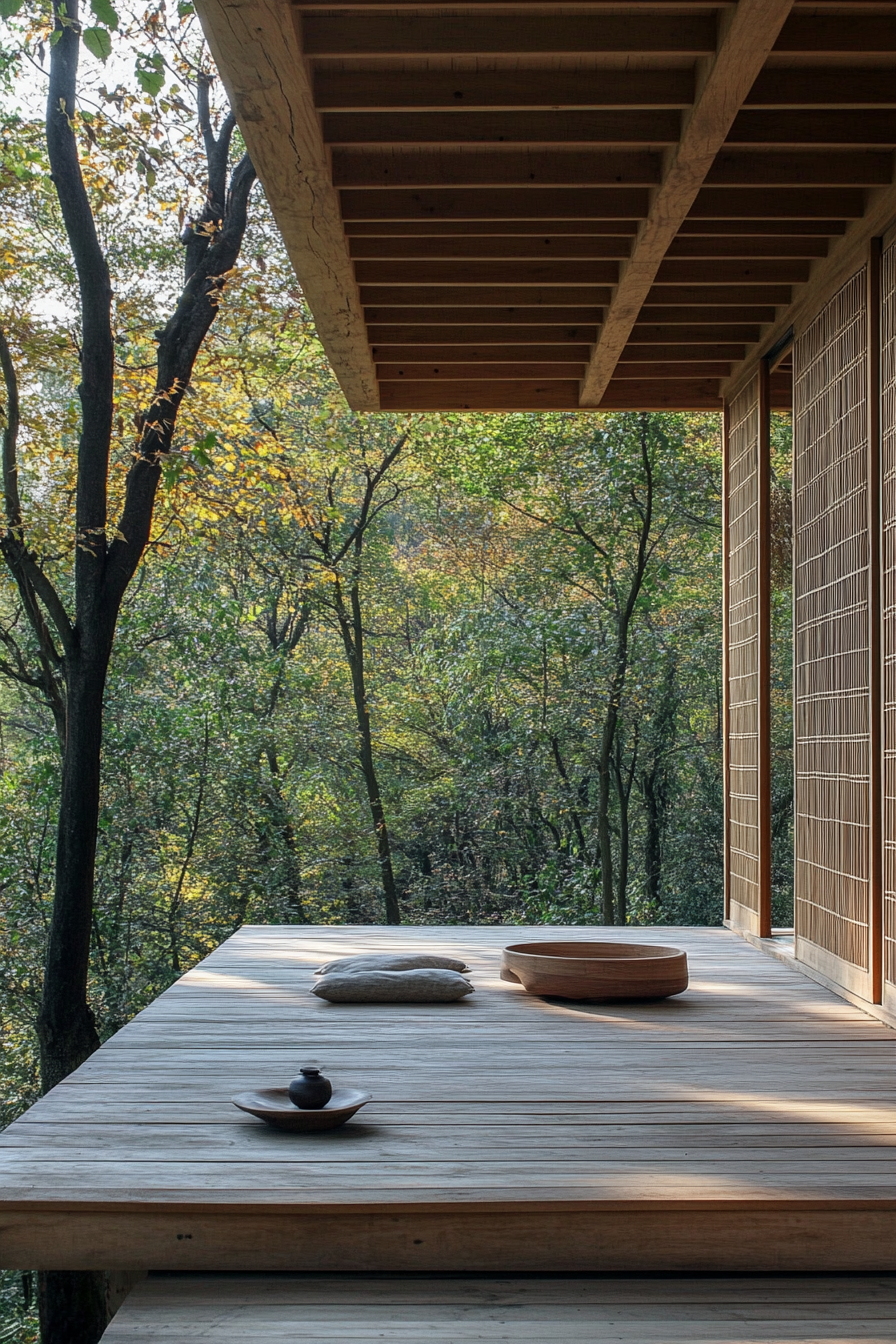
3;925;896;1272
103;1273;896;1342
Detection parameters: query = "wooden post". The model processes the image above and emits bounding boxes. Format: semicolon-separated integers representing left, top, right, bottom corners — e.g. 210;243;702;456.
868;236;884;1002
722;399;732;923
757;360;773;938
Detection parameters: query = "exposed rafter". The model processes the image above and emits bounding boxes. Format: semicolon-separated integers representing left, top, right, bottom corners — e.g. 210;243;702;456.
578;0;797;405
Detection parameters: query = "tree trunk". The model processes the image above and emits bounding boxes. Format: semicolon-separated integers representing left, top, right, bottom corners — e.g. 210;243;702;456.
597;698;620;924
643;766;662;911
38;1271;107;1344
263;745;307;922
333;576;400;924
612;744;632;927
37;654;110;1089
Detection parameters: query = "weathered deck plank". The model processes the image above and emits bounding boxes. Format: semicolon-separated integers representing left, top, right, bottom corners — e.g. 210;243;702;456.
101;1273;896;1343
3;926;896;1270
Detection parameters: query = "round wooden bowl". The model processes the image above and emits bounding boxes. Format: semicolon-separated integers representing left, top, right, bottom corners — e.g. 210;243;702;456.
501;941;688;1001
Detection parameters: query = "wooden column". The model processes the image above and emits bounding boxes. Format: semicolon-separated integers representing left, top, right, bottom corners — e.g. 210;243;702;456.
722;400;732;923
869;236;884;1002
757;359;773;939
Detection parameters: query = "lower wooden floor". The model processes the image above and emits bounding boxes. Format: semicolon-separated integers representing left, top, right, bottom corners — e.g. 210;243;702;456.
103;1273;896;1343
4;926;896;1273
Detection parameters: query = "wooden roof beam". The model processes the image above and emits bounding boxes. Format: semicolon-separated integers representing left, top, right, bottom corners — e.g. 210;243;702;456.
580;0;826;405
193;0;377;409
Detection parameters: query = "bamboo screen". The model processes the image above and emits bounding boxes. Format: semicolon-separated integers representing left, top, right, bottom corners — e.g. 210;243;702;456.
726;377;762;928
793;269;871;980
883;240;896;993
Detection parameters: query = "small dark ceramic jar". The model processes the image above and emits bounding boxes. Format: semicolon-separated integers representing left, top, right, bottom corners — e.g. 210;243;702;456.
288;1066;333;1109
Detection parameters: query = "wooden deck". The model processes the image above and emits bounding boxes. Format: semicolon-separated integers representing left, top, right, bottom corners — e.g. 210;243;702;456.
4;925;896;1272
101;1272;896;1343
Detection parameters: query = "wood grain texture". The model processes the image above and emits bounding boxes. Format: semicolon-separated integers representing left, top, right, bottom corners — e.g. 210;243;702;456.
101;1271;896;1343
4;926;896;1272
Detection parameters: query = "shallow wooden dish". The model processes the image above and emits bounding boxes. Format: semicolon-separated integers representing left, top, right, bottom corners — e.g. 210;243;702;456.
501;941;688;1001
231;1087;371;1131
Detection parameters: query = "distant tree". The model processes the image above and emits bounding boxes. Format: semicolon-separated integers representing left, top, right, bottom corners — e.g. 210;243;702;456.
0;1;258;1335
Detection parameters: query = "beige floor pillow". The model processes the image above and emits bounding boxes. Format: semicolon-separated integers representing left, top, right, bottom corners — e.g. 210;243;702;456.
312;969;475;1003
315;953;469;975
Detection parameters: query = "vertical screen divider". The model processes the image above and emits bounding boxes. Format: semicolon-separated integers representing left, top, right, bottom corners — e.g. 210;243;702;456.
758;360;773;939
722;399;732;924
869;236;884;1003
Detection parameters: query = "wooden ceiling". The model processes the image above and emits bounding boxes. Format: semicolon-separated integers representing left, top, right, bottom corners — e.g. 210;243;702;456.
196;0;896;411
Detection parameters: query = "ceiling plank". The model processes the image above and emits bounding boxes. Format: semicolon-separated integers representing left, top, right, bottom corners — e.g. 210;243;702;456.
579;0;797;405
629;323;764;341
369;345;595;361
690;186;867;217
378;378;724;409
598;378;723;408
775;13;896;50
704;150;894;186
346;218;845;237
368;325;599;345
349;236;633;259
638;305;775;320
359;284;614;305
728;110;896;146
363;307;606;323
653;259;810;283
302;13;718;56
745;68;896;106
345;220;642;236
191;0;377;409
666;235;829;257
645;283;792;303
351;235;827;260
339;188;651;220
376;363;589;379
323;110;683;146
378;380;583;410
612;361;733;376
675;219;845;235
331;150;662;189
354;261;621;285
619;344;747;360
314;69;695;112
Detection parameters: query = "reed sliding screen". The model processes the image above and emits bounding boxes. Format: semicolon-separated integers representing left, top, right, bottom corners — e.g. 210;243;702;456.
725;377;763;932
883;238;896;1010
793;269;873;996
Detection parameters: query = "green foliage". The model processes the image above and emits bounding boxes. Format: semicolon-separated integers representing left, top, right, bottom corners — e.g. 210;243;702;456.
82;25;112;59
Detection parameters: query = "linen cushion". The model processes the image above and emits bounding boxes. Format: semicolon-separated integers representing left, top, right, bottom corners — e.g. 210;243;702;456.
311;969;475;1003
315;953;469;975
